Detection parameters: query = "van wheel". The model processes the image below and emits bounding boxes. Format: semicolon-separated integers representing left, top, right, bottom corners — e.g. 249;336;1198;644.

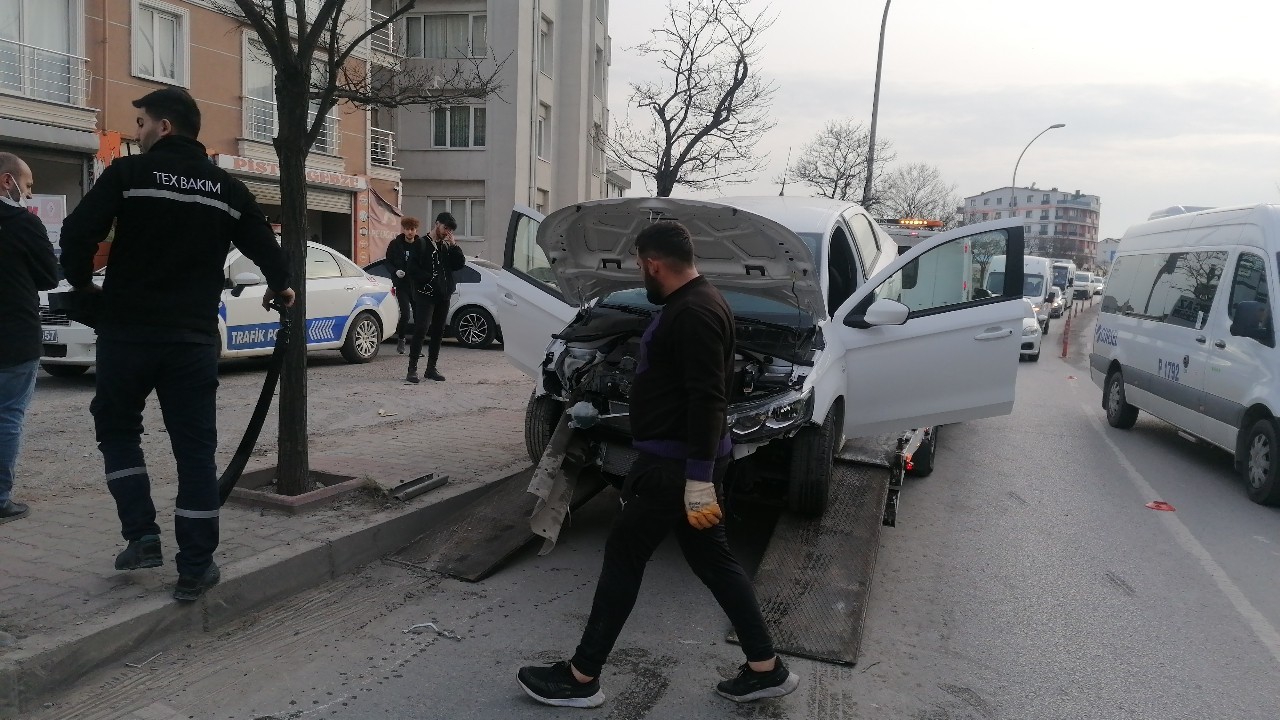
1104;370;1139;429
787;405;839;517
908;426;938;477
341;312;381;364
41;363;89;378
1243;419;1280;505
524;393;564;464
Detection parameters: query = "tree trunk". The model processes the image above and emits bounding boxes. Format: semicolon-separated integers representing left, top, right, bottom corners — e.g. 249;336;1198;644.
273;95;312;496
654;170;676;198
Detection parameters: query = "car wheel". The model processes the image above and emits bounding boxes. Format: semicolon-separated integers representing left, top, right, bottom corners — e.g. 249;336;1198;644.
524;393;564;464
787;404;839;517
41;363;89;378
908;426;938;477
1030;349;1040;362
1104;370;1138;429
1243;419;1280;505
340;312;381;364
452;306;497;349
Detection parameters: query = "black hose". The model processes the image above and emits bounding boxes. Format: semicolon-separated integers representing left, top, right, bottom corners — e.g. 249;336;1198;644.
217;301;291;504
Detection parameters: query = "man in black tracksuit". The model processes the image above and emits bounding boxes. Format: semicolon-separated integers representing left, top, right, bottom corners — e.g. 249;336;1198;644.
60;88;294;602
402;211;465;384
517;221;800;708
384;215;423;355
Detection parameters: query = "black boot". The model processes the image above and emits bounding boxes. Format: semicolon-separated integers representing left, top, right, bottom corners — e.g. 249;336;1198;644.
425;367;445;382
405;358;420;384
396;335;407;354
115;534;163;570
0;499;30;524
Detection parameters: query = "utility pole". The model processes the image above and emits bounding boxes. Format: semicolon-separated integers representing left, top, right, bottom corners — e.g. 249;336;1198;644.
861;0;892;210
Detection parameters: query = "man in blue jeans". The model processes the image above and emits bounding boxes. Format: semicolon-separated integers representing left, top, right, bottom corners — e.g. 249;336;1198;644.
61;88;293;601
0;153;58;523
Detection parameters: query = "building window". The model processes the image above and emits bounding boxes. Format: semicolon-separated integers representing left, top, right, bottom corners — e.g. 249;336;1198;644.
983;198;990;206
539;16;552;77
0;0;85;105
981;213;989;221
132;1;188;86
592;123;604;175
593;46;605;98
537;103;550;159
431;105;486;148
244;38;339;154
995;212;1003;219
426;198;486;239
405;13;487;59
996;197;1003;205
1039;224;1048;234
1027;194;1033;202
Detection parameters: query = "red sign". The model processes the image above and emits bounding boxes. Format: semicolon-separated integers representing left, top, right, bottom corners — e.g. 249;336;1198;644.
353;187;402;266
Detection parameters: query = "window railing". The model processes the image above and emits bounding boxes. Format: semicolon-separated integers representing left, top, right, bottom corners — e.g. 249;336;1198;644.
370;126;395;166
370;11;397;55
245;96;340;155
0;39;89;106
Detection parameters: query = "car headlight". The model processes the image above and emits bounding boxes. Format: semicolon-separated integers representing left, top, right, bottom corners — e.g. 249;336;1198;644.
1023;324;1041;336
1032;305;1042;314
730;390;812;438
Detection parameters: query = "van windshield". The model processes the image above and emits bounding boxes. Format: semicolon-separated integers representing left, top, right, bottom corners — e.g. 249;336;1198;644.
1075;272;1090;283
1052;267;1070;287
985;272;1045;297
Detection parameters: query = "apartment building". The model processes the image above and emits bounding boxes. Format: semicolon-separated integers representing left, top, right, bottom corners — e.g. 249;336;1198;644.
383;0;631;263
1;0;403;263
963;186;1101;269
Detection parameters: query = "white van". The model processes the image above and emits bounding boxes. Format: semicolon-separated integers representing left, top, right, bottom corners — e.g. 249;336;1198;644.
1091;203;1280;505
987;255;1054;331
1052;260;1078;305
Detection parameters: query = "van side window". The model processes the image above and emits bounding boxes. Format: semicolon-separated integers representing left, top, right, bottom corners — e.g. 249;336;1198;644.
1101;257;1133;314
1228;253;1270;319
827;225;859;312
1125;251;1227;328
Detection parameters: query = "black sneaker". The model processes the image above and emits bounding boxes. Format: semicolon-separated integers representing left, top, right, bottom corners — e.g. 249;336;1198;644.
173;561;220;602
405;369;420;384
0;499;29;524
114;534;163;570
517;661;605;708
425;368;445;382
716;658;800;703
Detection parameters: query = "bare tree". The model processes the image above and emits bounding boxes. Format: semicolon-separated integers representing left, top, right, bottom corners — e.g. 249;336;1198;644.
788;118;894;206
878;162;961;227
219;0;504;494
604;0;776;197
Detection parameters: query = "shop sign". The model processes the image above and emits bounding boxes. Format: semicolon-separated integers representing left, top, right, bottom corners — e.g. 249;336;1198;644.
214;154;368;190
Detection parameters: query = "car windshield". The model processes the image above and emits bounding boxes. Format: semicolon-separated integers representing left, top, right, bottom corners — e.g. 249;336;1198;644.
985;271;1045;297
600;288;814;328
1076;273;1090;283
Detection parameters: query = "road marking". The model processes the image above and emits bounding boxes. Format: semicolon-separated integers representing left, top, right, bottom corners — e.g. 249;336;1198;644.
1083;406;1280;667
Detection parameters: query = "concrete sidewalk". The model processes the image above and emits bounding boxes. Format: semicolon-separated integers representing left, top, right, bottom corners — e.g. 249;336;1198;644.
1;349;533;717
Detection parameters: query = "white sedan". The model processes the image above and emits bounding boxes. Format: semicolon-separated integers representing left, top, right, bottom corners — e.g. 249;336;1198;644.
38;241;399;377
1020;298;1042;362
362;257;505;349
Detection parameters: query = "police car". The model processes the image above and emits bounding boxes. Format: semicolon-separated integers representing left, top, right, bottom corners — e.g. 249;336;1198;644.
38;241;399;376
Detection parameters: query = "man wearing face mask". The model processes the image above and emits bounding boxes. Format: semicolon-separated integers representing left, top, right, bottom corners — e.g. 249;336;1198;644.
517;221;799;708
0;153;58;523
60;88;295;602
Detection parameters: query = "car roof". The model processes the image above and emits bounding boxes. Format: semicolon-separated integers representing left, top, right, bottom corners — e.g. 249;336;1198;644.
711;195;866;236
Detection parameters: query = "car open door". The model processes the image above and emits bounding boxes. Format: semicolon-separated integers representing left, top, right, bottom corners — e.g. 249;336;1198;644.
496;206;578;378
829;218;1026;438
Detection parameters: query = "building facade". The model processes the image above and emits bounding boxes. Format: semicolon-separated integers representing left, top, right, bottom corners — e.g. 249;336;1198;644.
1;0;404;264
963;186;1101;269
385;0;630;263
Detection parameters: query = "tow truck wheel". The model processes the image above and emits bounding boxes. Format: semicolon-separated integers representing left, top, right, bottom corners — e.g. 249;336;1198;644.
908;426;939;477
524;393;563;464
40;363;89;378
340;312;381;364
787;404;839;517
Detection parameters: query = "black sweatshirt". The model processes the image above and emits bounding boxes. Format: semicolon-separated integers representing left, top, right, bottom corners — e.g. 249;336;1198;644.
629;276;735;481
409;237;466;298
60;136;289;339
0;199;58;368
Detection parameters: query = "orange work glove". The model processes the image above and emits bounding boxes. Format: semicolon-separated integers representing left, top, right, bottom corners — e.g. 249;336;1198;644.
684;480;723;530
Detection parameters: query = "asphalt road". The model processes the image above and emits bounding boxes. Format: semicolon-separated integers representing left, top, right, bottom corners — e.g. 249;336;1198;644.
29;304;1280;720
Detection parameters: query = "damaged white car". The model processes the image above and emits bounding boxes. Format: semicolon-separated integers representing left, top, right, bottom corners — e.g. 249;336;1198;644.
495;197;1026;516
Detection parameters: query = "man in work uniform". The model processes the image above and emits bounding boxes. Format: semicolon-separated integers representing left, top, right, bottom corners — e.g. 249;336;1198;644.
60;88;294;602
517;221;800;708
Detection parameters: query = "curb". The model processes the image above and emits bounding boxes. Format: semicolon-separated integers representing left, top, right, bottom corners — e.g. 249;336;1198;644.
0;461;529;718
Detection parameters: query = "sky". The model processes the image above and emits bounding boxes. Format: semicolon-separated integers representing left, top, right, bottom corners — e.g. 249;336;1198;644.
604;0;1280;240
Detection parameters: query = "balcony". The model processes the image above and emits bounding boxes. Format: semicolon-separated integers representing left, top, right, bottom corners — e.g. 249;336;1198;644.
370;11;399;56
0;40;89;107
245;97;340;156
370;127;396;166
1057;197;1094;208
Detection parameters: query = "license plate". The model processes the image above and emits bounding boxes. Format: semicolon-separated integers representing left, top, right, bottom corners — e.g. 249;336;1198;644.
42;329;58;343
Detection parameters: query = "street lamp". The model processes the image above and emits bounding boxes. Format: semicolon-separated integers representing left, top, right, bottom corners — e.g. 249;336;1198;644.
1010;123;1065;207
861;0;892;209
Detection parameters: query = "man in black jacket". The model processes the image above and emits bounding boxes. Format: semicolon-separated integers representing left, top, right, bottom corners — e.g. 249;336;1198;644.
403;211;465;384
60;88;295;602
0;153;58;523
384;215;422;355
517;221;799;708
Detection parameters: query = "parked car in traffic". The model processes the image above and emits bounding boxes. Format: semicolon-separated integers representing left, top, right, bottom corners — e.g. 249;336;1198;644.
495;197;1027;516
1074;271;1094;299
39;241;399;376
1089;274;1105;295
1048;286;1066;318
1020;299;1042;362
363;257;504;349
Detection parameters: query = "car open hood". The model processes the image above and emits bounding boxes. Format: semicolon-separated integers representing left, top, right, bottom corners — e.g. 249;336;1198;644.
538;198;825;316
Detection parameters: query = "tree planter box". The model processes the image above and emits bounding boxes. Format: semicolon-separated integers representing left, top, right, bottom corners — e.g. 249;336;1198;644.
228;468;369;514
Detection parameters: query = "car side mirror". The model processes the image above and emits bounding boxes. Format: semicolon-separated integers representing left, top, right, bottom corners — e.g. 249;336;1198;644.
1230;300;1273;343
230;271;263;298
863;298;910;327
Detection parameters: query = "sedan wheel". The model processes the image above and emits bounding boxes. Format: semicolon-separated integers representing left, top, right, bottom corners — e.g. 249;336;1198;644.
452;306;497;349
340;312;381;364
